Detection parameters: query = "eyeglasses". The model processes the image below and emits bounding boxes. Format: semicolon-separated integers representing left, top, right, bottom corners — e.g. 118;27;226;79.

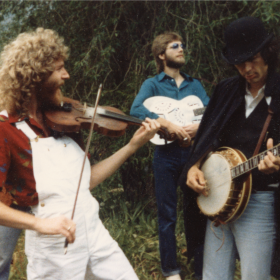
167;43;186;50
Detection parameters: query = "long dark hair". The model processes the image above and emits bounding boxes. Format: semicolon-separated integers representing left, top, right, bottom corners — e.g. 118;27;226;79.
261;38;280;72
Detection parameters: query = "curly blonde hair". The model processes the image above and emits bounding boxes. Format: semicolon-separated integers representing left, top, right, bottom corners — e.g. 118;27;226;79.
0;28;69;116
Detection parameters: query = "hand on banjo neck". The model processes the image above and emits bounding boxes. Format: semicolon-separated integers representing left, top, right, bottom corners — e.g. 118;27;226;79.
258;138;280;174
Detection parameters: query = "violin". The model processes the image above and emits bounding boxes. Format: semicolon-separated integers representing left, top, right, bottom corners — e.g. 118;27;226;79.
44;97;174;142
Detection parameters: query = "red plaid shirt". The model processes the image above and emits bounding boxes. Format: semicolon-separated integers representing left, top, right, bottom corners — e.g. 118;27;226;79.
0;111;84;207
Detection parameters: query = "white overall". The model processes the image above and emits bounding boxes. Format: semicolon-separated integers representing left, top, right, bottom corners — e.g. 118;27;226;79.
16;121;138;280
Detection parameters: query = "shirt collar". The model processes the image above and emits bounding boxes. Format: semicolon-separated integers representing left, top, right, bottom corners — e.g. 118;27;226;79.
245;83;266;98
8;113;26;124
158;71;193;82
6;112;43;130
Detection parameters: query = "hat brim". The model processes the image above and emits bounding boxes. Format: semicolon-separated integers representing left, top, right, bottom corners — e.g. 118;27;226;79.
222;33;274;65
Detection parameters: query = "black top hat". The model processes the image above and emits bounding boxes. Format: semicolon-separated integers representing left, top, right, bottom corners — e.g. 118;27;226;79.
222;17;274;65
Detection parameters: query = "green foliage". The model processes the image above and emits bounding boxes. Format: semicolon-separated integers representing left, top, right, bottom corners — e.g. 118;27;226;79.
3;1;280;278
99;194;191;279
9;232;27;280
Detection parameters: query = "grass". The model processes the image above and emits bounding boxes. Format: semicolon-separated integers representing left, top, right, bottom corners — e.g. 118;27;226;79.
99;199;195;280
9;232;27;280
8;188;277;279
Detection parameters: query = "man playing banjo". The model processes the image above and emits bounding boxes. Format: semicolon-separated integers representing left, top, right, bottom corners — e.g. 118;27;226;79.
180;17;280;279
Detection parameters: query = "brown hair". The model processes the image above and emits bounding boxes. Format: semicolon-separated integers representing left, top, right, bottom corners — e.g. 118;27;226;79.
0;28;69;116
152;32;183;74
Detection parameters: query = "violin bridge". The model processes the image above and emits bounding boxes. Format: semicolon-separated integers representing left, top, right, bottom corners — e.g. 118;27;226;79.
83;103;87;115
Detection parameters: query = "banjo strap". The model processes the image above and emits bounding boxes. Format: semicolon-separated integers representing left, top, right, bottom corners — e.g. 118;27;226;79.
253;107;274;157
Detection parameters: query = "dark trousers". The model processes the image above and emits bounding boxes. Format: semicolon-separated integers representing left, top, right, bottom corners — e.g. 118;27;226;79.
153;141;193;277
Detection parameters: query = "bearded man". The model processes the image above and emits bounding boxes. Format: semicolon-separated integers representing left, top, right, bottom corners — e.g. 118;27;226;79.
130;32;209;280
0;28;160;280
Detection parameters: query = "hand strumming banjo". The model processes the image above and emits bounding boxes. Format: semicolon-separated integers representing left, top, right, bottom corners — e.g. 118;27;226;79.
198;144;280;226
143;95;206;145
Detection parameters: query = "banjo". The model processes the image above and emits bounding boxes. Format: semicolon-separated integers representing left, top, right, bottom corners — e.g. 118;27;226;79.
143;95;206;145
197;144;280;226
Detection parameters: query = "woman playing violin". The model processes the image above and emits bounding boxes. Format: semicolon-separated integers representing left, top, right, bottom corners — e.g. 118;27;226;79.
0;28;160;280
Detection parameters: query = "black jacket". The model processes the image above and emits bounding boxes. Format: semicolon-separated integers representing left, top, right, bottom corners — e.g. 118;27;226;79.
178;71;280;278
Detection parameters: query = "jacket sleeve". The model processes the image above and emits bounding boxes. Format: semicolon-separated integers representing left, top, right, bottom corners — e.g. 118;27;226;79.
189;81;223;160
177;81;225;262
178;79;229;189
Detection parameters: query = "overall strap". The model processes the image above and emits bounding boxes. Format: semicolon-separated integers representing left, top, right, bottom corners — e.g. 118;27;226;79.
15;121;39;141
253;107;274;156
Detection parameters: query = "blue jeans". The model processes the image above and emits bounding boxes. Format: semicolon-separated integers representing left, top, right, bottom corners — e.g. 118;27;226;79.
0;206;30;280
203;191;276;280
153;142;191;277
0;226;22;280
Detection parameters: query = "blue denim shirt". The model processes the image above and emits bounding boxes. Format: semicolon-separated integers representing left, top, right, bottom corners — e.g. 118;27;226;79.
130;71;209;120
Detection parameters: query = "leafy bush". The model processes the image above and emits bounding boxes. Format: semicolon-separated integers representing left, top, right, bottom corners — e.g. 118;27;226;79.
3;1;280;279
1;1;280;201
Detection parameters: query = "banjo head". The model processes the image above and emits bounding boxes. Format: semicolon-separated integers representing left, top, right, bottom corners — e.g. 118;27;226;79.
198;153;232;216
197;147;252;225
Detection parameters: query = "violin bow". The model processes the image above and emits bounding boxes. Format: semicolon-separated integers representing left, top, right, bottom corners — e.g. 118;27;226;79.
64;84;103;254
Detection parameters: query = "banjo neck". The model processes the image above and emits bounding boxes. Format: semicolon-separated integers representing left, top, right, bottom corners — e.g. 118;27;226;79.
231;143;280;179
